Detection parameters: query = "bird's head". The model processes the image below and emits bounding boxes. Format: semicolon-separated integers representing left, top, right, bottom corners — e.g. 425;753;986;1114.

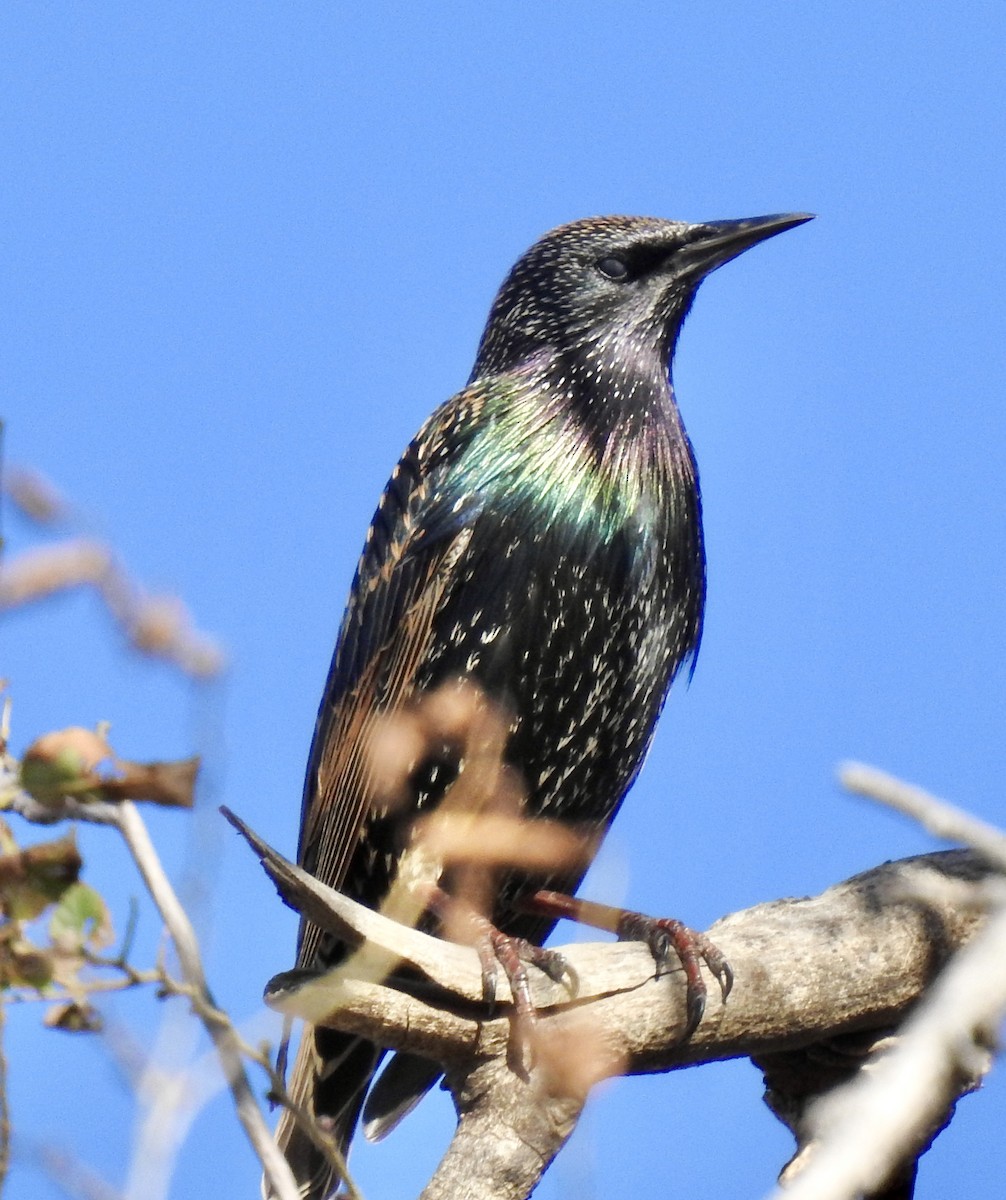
472;213;812;379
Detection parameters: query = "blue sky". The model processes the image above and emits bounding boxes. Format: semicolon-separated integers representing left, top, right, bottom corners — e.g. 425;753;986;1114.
3;4;1004;1197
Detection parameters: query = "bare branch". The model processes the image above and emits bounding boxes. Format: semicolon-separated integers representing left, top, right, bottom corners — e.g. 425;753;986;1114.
768;895;1005;1200
108;801;299;1200
749;766;1006;1199
27;1143;123;1200
228;805;998;1200
0;777;123;829
0;539;224;678
0;1004;9;1199
4;467;75;527
842;761;1006;872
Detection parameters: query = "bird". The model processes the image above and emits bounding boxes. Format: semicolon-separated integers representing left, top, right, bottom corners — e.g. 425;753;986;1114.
277;211;811;1198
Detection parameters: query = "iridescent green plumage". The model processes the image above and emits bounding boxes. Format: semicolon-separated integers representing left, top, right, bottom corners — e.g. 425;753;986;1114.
447;369;675;542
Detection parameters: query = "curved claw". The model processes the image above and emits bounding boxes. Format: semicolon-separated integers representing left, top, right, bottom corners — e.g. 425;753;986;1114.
557;957;580;996
520;887;730;1036
616;911;730;1040
476;941;501;1015
644;926;674;977
684;987;707;1040
714;958;734;1003
533;946;579;995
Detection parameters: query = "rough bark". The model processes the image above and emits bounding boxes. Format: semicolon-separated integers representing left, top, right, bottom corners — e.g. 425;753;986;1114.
226;809;998;1200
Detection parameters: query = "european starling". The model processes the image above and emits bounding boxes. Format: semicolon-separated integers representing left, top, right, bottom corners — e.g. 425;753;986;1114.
278;212;811;1197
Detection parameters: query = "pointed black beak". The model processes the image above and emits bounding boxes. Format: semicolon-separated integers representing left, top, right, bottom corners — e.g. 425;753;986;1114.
677;212;814;281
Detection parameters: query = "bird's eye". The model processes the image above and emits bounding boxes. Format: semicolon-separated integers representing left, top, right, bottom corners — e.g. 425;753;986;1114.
596;255;630;282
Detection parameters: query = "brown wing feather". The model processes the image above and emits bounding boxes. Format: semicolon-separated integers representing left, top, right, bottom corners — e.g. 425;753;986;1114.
293;385;488;960
274;390;486;1197
296;521;474;967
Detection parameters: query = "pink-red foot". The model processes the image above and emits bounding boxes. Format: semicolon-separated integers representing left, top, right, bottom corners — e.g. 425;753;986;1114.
468;916;575;1018
461;915;576;1069
615;910;732;1036
524;889;732;1039
422;884;576;1051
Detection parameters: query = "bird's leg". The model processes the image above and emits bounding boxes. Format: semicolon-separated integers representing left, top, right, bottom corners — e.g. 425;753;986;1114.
421;884;573;1032
523;889;733;1038
467;914;572;1018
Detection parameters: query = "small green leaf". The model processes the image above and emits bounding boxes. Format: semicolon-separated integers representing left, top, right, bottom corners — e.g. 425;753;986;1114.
20;727;111;805
20;750;85;803
49;882;113;952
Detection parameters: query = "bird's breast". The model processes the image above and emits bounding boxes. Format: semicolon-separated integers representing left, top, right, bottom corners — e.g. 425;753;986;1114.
452;389;680;553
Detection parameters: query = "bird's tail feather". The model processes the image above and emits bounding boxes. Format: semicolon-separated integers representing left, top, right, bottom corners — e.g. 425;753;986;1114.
268;1026;382;1200
362;1050;442;1143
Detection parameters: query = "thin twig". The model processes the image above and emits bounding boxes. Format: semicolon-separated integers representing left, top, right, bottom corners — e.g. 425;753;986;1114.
841;762;1006;872
0;538;225;678
0;1002;9;1198
236;1036;363;1200
109;801;300;1200
28;1143;123;1200
0;776;349;1198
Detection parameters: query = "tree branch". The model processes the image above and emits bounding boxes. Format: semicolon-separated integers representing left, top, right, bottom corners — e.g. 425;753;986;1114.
226;806;997;1200
754;766;1006;1199
106;803;301;1200
842;761;1006;872
0;777;300;1200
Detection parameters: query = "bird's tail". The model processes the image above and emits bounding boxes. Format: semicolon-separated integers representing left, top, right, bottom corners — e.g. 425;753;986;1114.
268;1025;382;1200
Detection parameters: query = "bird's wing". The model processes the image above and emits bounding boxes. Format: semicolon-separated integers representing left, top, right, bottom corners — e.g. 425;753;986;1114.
296;384;489;966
